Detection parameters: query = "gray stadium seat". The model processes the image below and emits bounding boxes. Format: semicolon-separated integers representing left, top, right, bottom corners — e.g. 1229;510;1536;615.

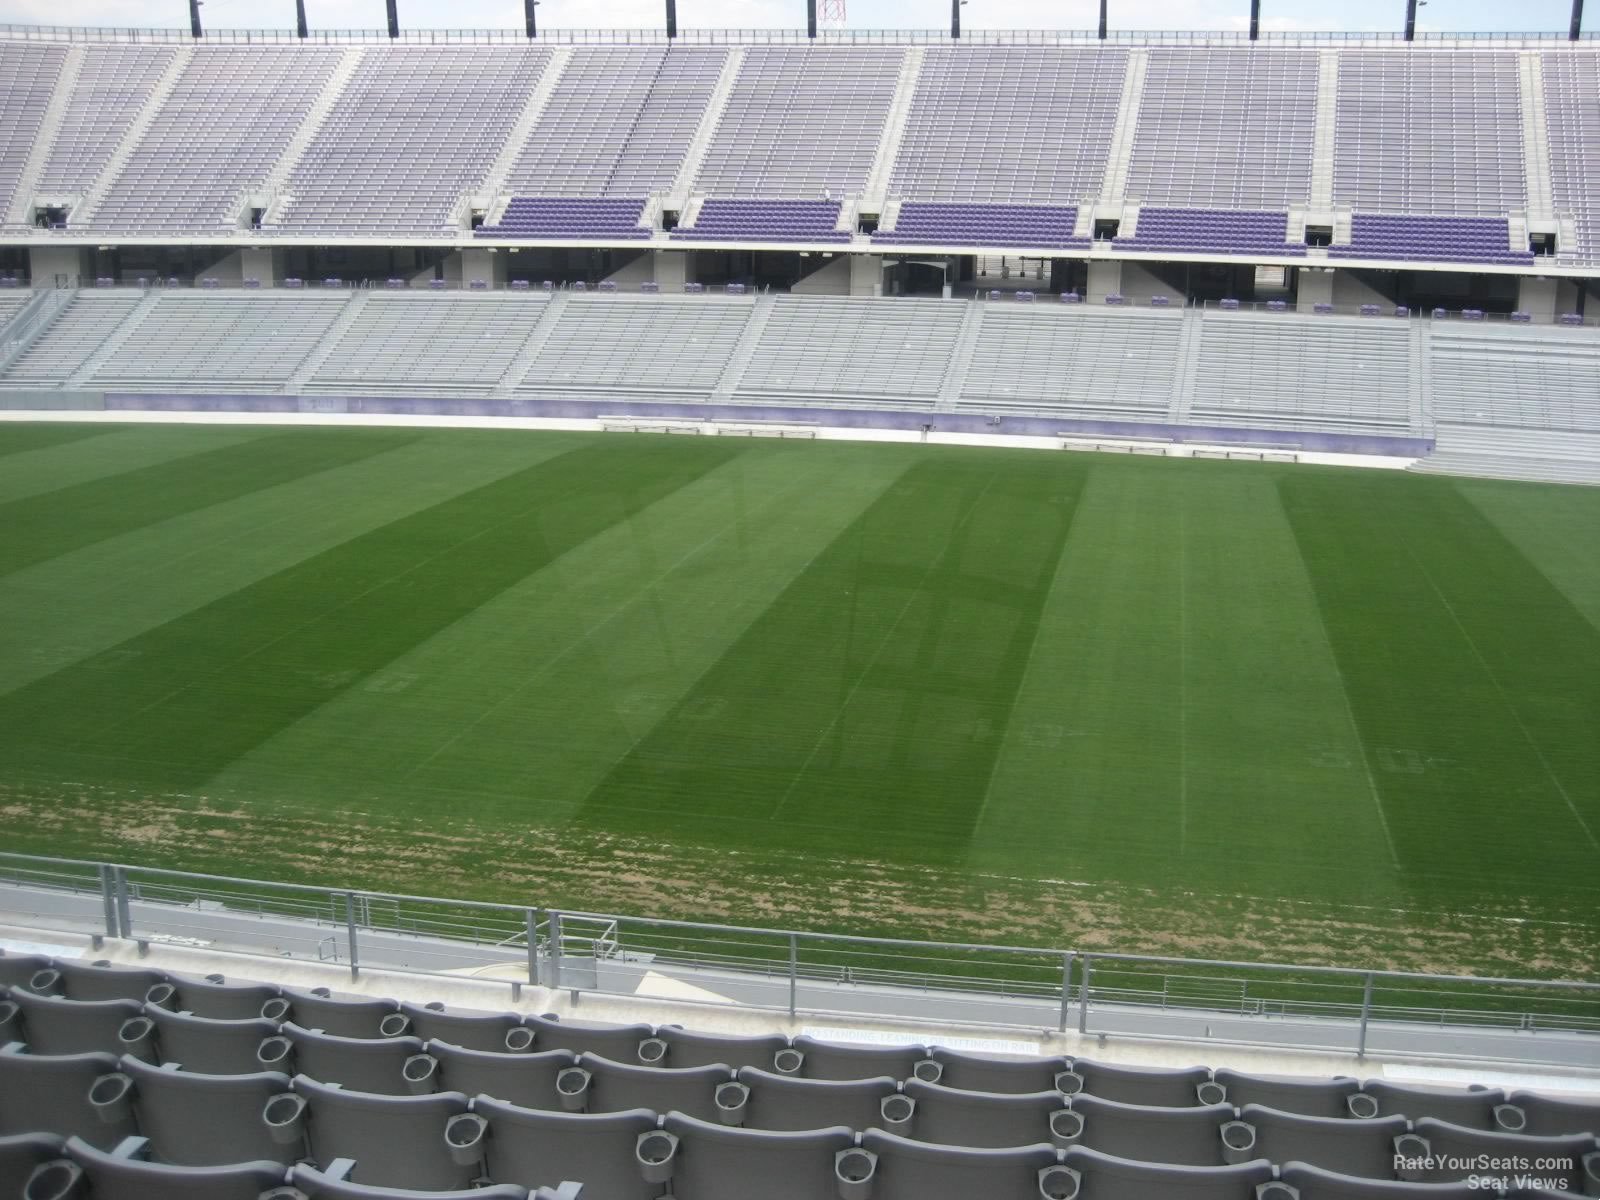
787;1036;932;1082
289;1076;475;1191
164;975;286;1023
0;1133;64;1191
859;1130;1069;1200
278;990;398;1040
1208;1070;1361;1118
51;963;172;1008
261;1024;433;1096
146;1007;281;1075
900;1078;1063;1148
28;1136;289;1200
117;1056;295;1167
571;1053;732;1122
0;994;18;1042
1058;1094;1235;1166
0;955;59;995
1060;1060;1212;1108
732;1067;899;1133
1508;1090;1600;1137
0;1050;137;1150
1059;1145;1276;1200
287;1162;529;1200
428;1042;575;1109
10;992;155;1061
662;1111;855;1200
655;1026;791;1071
921;1047;1073;1094
383;1003;525;1053
1356;1081;1515;1130
1398;1117;1598;1190
1233;1104;1408;1178
523;1014;656;1063
1277;1162;1485;1199
470;1098;663;1199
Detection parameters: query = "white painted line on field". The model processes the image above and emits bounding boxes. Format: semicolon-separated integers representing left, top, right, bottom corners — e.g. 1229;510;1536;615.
636;971;735;1005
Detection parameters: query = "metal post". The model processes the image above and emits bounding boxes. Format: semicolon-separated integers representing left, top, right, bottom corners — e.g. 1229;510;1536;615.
548;911;563;990
788;934;798;1018
665;0;677;39
295;0;307;36
1357;972;1374;1059
1077;955;1092;1034
1249;0;1260;39
524;0;536;37
188;0;203;37
98;865;118;939
1571;0;1584;39
1057;952;1075;1033
345;892;360;979
1404;0;1417;40
806;0;816;37
950;0;960;39
113;868;133;939
385;0;399;38
1097;0;1107;38
525;908;540;987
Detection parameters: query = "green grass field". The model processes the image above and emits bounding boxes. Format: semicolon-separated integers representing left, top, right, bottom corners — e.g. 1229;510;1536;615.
2;421;1598;978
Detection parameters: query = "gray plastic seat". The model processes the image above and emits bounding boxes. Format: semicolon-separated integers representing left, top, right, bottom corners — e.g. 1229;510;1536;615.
27;1136;289;1200
1356;1081;1513;1130
732;1066;898;1133
788;1036;932;1082
1059;1094;1234;1166
1278;1162;1486;1199
655;1026;791;1071
0;1049;137;1149
572;1053;732;1122
471;1098;663;1199
1209;1070;1361;1118
0;1133;64;1189
663;1111;855;1200
1234;1104;1408;1178
118;1055;295;1166
262;1024;432;1096
0;954;58;994
51;962;172;1008
1398;1117;1597;1190
523;1014;656;1063
1508;1089;1600;1137
289;1075;475;1191
288;1162;529;1199
1060;1060;1212;1108
859;1129;1069;1200
279;990;398;1040
429;1042;575;1109
165;975;286;1023
146;1007;281;1075
11;991;154;1061
921;1047;1073;1095
385;1003;526;1053
1060;1145;1276;1200
901;1079;1064;1148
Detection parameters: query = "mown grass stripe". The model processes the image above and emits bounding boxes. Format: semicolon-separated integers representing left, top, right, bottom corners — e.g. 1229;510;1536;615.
0;421;120;458
0;437;744;792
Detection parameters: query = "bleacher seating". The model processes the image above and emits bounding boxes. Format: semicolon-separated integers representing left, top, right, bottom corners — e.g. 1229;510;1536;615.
1543;51;1600;266
272;46;548;234
1329;214;1532;266
2;949;1599;1199
888;48;1127;205
877;204;1087;249
477;198;651;240
0;292;31;334
1333;52;1526;217
1429;323;1600;432
673;199;850;242
691;46;902;198
1124;48;1318;209
0;43;65;224
37;45;177;199
516;297;752;396
0;291;140;386
1115;208;1306;257
503;46;727;199
90;46;341;234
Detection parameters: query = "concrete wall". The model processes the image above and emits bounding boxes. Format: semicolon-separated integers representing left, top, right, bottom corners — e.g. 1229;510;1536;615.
848;254;883;297
1517;276;1558;321
1086;260;1122;303
652;250;690;290
791;254;851;296
29;245;87;287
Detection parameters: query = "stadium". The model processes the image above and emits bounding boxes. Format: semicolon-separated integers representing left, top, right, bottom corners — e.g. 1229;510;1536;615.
1;5;1599;1198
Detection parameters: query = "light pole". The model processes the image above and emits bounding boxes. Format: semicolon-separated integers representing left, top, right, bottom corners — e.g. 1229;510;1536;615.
385;0;398;38
525;0;538;37
188;0;203;37
1098;0;1107;37
951;0;966;39
295;0;307;37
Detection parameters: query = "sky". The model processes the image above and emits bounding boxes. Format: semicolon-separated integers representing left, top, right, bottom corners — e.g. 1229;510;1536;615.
1;0;1580;33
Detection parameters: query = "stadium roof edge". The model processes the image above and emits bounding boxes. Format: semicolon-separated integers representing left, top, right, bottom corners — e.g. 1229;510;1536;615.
0;22;1596;46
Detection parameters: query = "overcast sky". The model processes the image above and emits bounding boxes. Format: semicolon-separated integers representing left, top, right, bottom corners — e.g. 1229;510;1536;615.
3;0;1578;34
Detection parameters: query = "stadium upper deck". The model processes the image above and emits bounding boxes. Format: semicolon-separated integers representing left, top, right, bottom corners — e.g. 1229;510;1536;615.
1;28;1598;277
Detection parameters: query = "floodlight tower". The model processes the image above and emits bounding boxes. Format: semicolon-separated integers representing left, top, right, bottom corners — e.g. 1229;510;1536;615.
1573;0;1584;38
819;0;846;30
189;0;203;37
296;0;308;37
